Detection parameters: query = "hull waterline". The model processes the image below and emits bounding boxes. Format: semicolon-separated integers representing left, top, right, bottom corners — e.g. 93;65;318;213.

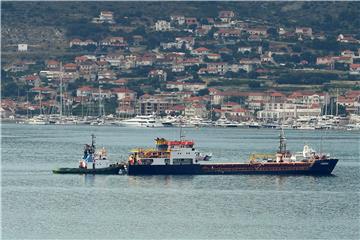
53;166;121;174
127;159;338;175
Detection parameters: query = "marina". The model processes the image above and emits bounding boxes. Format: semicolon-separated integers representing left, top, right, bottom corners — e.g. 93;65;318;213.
3;113;360;131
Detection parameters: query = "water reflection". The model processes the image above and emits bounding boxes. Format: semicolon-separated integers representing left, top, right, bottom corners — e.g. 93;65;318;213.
83;174;96;186
127;175;195;188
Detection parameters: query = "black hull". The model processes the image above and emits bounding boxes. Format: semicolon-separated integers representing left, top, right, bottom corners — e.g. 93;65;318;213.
53;166;121;174
127;159;338;175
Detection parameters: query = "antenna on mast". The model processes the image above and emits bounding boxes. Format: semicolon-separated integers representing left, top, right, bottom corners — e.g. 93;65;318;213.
278;128;287;153
91;134;96;148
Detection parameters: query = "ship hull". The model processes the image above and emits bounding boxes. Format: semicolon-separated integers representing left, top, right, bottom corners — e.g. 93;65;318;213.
53;166;121;174
127;159;338;175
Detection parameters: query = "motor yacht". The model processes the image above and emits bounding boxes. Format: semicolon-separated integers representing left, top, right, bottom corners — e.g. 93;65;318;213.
119;115;163;127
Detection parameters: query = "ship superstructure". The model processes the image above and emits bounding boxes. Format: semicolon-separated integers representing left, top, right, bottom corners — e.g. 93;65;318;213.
129;138;211;166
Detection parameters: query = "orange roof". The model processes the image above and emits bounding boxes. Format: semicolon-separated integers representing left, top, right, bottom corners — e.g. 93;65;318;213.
112;88;134;93
232;108;247;113
114;79;128;83
75;56;88;61
64;63;77;68
25;75;38;81
31;87;55;92
193;47;209;52
47;60;59;65
222;102;239;106
167;105;185;111
350;64;360;68
270;92;285;97
77;86;94;91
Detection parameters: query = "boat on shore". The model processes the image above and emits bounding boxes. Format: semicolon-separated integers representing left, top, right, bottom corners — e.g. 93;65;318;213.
53;134;122;174
125;130;338;175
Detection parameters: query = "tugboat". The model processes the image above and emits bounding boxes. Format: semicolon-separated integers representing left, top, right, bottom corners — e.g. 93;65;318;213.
53;134;122;174
126;129;338;175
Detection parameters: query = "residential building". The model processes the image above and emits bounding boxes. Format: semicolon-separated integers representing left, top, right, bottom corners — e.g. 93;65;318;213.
246;28;268;36
257;104;322;121
136;95;170;115
46;60;59;70
77;86;94;98
316;56;334;65
184;103;208;118
337;34;359;44
185;18;198;26
170;15;185;25
295;27;313;37
148;69;167;81
191;47;210;56
112;88;137;101
18;44;28;52
350;64;360;74
218;11;235;22
155;20;171;31
92;11;115;24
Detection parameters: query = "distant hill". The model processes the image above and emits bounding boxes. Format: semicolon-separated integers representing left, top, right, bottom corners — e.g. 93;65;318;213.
2;1;359;33
1;1;360;51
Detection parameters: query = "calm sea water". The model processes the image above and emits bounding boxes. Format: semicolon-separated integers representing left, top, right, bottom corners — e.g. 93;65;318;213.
1;123;360;239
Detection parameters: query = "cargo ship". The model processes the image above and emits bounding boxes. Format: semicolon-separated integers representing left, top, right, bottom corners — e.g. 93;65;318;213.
125;130;338;175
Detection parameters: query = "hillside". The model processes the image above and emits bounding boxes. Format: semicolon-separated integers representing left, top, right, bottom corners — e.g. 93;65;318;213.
1;2;360;50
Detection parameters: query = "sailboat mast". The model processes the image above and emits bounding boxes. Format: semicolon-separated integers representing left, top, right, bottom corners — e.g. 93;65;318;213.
180;125;182;140
60;62;63;118
26;91;29;119
325;93;328;115
39;91;42;115
179;119;184;140
336;88;339;116
99;85;102;117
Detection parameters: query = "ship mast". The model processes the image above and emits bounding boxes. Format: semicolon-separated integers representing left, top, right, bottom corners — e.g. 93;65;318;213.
179;119;185;140
91;134;96;149
278;128;287;153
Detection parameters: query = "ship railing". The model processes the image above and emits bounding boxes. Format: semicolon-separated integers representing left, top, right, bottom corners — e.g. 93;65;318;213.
130;148;156;153
249;153;276;163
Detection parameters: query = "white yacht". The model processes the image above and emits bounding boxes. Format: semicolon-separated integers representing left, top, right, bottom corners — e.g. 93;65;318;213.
27;115;49;125
119;115;163;127
214;116;240;127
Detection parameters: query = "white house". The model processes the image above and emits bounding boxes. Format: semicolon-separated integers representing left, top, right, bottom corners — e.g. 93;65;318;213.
18;44;28;52
155;20;171;31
